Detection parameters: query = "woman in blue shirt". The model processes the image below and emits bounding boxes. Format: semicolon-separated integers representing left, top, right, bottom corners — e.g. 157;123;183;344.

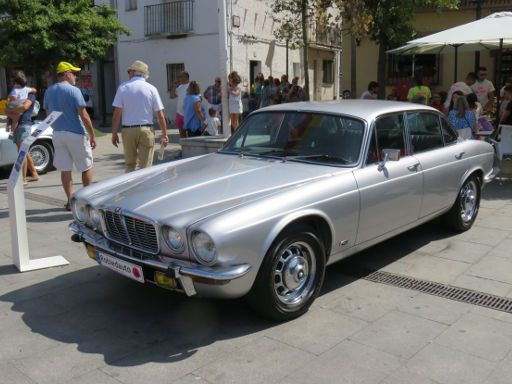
184;81;206;137
448;95;476;139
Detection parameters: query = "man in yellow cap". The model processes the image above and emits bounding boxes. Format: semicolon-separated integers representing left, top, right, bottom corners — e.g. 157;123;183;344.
43;61;96;210
111;60;168;172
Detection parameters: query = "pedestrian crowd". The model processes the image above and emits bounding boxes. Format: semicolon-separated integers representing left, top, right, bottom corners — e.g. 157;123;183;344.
9;59;504;210
355;66;505;139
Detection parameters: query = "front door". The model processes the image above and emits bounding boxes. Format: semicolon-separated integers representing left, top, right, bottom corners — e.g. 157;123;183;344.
354;112;423;244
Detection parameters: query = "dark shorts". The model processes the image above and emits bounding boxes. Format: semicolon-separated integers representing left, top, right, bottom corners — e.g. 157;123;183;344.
12;123;32;145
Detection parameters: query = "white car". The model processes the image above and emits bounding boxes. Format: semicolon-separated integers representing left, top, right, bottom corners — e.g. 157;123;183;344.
0;119;54;174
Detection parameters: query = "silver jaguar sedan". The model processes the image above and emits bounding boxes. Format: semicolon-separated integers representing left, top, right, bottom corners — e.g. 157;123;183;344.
69;100;495;320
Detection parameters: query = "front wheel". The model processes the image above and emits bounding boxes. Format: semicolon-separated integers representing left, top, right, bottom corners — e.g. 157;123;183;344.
247;226;326;321
29;140;54;174
442;175;481;232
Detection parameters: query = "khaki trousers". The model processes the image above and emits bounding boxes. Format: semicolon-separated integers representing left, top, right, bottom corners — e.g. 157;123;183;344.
121;127;155;173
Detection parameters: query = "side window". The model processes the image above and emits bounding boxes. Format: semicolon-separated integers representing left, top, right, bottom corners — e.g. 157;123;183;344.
407;112;444;153
366;113;406;164
441;117;458;145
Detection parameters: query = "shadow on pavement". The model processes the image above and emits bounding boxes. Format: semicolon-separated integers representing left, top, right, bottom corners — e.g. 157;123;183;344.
0;219;455;367
0;207;72;222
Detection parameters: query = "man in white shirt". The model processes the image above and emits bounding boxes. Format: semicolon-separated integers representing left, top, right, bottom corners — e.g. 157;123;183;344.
111;60;168;173
444;72;477;113
471;66;495;111
170;71;190;138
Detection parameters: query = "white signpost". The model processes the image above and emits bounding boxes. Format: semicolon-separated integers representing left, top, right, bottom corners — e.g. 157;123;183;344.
8;112;70;272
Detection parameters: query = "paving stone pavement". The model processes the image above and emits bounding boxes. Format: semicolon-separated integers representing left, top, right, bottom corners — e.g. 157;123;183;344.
0;133;512;384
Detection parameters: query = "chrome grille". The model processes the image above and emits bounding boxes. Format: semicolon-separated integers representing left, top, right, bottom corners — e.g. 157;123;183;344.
102;210;159;254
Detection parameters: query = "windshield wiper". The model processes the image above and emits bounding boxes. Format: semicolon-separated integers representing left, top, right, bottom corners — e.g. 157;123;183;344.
286;154;350;164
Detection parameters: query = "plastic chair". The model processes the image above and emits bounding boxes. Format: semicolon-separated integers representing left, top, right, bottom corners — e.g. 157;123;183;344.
491;125;512;160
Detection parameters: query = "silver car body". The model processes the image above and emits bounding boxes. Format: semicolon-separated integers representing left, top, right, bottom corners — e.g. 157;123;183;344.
69;101;495;300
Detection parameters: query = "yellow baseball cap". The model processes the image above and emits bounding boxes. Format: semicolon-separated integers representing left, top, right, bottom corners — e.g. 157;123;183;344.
56;61;81;74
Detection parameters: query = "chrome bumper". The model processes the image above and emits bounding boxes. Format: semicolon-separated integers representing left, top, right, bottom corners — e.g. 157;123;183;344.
484;167;497;184
68;221;251;296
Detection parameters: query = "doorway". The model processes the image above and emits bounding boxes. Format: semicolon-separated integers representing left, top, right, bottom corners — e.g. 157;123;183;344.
250;60;261;87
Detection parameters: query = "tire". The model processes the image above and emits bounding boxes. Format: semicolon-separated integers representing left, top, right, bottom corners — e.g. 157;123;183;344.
247;225;326;321
442;175;481;232
29;140;54;174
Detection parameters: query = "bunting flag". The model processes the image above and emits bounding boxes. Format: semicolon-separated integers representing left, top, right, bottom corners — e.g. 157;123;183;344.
243;8;248;27
271;19;275;33
254;13;258;30
262;14;266;30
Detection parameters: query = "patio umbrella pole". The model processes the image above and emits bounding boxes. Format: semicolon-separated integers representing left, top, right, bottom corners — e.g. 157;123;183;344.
453;44;460;82
496;38;503;123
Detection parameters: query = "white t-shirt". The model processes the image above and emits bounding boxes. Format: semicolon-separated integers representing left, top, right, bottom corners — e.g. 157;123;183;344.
444;81;473;109
360;90;377;100
112;76;164;126
205;116;220;136
176;83;189;116
471;79;495;106
9;86;31;105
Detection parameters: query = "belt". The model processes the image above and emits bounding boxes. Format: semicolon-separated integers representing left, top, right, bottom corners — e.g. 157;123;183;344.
122;124;153;128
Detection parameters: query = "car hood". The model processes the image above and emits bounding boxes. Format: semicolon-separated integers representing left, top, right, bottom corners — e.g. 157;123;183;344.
87;153;349;225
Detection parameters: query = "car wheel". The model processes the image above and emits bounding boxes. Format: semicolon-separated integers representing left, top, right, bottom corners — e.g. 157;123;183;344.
29;141;54;174
443;175;481;232
248;225;326;321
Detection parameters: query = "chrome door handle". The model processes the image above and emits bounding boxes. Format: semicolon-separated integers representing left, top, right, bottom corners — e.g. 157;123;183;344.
407;163;420;172
455;152;465;160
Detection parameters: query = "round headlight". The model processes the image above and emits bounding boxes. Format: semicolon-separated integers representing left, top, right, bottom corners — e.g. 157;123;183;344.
191;231;217;264
88;207;102;229
162;226;185;253
72;199;88;223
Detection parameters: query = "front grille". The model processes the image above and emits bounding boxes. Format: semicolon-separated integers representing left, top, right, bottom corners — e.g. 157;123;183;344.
102;210;159;254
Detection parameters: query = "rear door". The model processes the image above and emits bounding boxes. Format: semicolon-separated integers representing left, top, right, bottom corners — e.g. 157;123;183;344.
406;111;467;217
354;112;423;244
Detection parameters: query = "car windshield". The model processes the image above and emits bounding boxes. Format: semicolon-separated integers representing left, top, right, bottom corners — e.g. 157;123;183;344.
221;111;366;166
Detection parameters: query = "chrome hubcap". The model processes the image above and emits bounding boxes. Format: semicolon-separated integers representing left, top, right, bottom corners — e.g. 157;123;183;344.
274;241;316;306
30;145;50;172
460;180;478;223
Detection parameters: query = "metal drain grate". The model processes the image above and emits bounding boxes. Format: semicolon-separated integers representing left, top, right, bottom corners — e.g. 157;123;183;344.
364;270;512;314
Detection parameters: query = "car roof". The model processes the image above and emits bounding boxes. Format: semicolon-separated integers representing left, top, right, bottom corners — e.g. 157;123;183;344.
257;100;440;122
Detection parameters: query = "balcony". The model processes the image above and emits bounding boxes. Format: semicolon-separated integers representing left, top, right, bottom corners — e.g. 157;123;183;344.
144;0;194;37
309;23;342;49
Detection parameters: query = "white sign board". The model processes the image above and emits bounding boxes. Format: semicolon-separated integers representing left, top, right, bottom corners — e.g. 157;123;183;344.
8;111;69;272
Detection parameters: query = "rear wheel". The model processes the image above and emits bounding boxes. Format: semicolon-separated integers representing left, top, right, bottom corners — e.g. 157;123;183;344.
442;175;481;231
29;141;54;174
247;225;326;321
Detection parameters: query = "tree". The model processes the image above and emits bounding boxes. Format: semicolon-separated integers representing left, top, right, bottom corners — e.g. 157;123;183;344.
271;0;337;101
0;0;128;77
335;0;458;98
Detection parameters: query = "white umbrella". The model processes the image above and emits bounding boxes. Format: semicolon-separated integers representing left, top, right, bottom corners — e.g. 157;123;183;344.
388;12;512;55
388;12;512;109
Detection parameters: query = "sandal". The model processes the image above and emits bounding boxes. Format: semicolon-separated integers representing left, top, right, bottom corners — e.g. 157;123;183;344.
64;202;71;211
27;176;39;182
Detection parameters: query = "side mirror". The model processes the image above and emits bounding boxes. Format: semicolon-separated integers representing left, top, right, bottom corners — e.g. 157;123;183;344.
377;148;400;171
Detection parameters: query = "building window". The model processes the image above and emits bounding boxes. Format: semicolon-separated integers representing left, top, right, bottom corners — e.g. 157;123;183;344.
322;60;334;84
125;0;137;11
109;0;118;8
386;54;440;86
166;63;185;91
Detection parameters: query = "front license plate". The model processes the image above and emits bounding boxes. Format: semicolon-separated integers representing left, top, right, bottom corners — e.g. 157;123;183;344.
96;251;144;283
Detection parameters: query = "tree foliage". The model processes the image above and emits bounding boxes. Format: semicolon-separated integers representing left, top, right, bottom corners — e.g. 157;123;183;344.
0;0;129;73
271;0;340;100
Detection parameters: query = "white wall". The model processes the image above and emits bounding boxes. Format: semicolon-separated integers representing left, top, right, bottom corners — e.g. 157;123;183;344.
97;0;340;120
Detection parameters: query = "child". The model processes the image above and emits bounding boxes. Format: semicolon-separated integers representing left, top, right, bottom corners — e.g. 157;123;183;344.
204;107;220;136
6;76;37;132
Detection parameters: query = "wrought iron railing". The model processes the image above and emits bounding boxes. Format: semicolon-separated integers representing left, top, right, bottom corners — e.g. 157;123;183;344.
144;0;194;37
309;22;343;48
